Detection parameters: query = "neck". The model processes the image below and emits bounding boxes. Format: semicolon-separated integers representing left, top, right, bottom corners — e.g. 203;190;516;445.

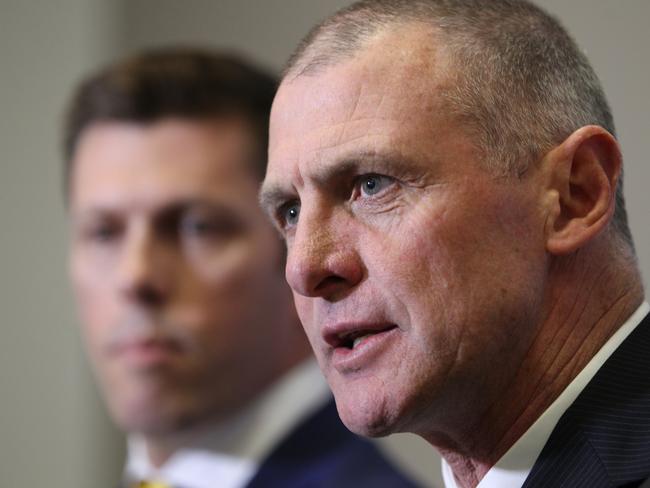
434;242;644;488
141;342;314;468
143;424;201;468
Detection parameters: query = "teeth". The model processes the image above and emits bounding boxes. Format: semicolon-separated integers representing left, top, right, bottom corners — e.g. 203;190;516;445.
352;334;372;349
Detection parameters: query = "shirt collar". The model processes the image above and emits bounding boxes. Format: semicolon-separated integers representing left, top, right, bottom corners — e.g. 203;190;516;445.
443;301;650;488
125;359;331;488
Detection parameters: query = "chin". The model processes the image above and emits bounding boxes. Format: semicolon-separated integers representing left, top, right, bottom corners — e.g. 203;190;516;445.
330;367;440;440
109;393;195;437
336;398;401;438
113;406;171;436
331;379;406;438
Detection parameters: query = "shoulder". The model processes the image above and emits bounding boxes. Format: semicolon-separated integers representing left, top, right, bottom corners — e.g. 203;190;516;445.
247;398;420;488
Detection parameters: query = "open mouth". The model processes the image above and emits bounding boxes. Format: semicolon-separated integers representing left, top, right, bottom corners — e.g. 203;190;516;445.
326;324;398;350
325;323;400;372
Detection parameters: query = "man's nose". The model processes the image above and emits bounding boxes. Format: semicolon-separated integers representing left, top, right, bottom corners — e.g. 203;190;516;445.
117;225;171;306
285;209;362;301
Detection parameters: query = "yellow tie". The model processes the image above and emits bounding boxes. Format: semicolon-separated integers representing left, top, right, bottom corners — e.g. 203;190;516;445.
136;481;171;488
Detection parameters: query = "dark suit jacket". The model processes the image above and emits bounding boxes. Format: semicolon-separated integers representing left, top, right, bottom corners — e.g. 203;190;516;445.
245;398;420;488
523;311;650;488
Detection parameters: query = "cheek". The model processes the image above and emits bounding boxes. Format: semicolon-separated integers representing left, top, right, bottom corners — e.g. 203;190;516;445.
189;236;283;295
366;198;498;354
372;206;460;309
185;245;271;319
73;273;113;348
190;244;251;291
180;246;284;340
402;193;545;349
293;295;319;342
72;248;119;305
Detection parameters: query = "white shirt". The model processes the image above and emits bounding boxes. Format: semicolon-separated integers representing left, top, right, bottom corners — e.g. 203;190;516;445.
124;359;331;488
442;301;650;488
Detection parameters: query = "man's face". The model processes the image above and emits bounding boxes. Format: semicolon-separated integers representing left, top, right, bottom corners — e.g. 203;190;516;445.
263;29;550;438
70;118;299;435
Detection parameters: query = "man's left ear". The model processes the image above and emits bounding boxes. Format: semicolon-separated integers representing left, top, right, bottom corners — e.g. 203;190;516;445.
543;125;622;255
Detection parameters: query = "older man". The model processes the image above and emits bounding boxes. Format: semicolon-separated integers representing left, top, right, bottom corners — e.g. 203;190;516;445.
65;48;417;488
260;1;649;487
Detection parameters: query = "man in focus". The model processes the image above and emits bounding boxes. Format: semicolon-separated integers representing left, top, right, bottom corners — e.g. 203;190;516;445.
65;47;417;488
261;1;649;487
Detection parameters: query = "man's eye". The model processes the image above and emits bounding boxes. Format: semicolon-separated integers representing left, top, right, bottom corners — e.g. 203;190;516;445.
359;174;394;197
182;218;212;235
83;224;120;243
281;202;300;228
180;215;237;238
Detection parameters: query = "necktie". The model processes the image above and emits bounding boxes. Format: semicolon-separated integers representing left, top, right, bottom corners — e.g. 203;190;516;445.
136;481;171;488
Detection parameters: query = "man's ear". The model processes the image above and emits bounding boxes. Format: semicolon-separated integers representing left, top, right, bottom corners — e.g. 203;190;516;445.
543;125;622;255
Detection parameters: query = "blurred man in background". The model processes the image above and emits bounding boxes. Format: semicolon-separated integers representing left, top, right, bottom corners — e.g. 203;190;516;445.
261;0;649;487
65;48;418;488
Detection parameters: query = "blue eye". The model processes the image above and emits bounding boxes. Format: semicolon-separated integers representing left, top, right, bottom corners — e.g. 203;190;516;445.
282;202;300;228
359;174;393;196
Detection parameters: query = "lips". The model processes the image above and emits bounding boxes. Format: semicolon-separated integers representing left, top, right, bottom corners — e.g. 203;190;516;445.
109;337;183;367
323;322;399;372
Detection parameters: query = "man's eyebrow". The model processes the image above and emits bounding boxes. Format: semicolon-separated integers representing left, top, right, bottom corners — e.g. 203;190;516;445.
159;198;232;213
318;149;414;182
258;160;357;218
72;197;233;220
258;184;293;219
259;149;410;213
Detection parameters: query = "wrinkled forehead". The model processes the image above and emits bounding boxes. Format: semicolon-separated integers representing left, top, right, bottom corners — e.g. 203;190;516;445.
272;25;449;135
265;26;454;185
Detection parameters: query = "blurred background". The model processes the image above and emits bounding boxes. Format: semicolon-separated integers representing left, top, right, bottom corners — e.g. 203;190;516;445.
1;1;647;486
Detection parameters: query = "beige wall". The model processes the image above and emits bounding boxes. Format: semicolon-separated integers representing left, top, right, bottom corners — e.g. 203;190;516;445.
1;1;646;487
0;1;124;486
537;0;650;287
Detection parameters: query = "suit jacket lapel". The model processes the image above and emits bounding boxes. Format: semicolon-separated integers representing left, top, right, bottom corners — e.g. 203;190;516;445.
524;312;650;488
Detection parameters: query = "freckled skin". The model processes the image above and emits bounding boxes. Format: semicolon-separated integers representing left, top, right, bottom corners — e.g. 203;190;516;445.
264;27;551;440
70;118;306;438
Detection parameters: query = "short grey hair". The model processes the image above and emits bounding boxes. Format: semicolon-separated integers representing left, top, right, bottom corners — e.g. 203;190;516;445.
285;0;634;249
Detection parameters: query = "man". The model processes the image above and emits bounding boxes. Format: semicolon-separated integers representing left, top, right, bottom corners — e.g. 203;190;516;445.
260;1;649;487
65;48;417;488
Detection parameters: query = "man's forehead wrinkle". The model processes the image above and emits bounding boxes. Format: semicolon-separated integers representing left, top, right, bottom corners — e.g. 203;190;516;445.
338;84;395;152
271;118;401;178
344;77;365;130
309;130;396;162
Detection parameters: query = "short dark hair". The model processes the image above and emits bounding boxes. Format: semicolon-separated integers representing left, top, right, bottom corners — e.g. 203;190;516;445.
64;47;277;186
285;0;634;250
